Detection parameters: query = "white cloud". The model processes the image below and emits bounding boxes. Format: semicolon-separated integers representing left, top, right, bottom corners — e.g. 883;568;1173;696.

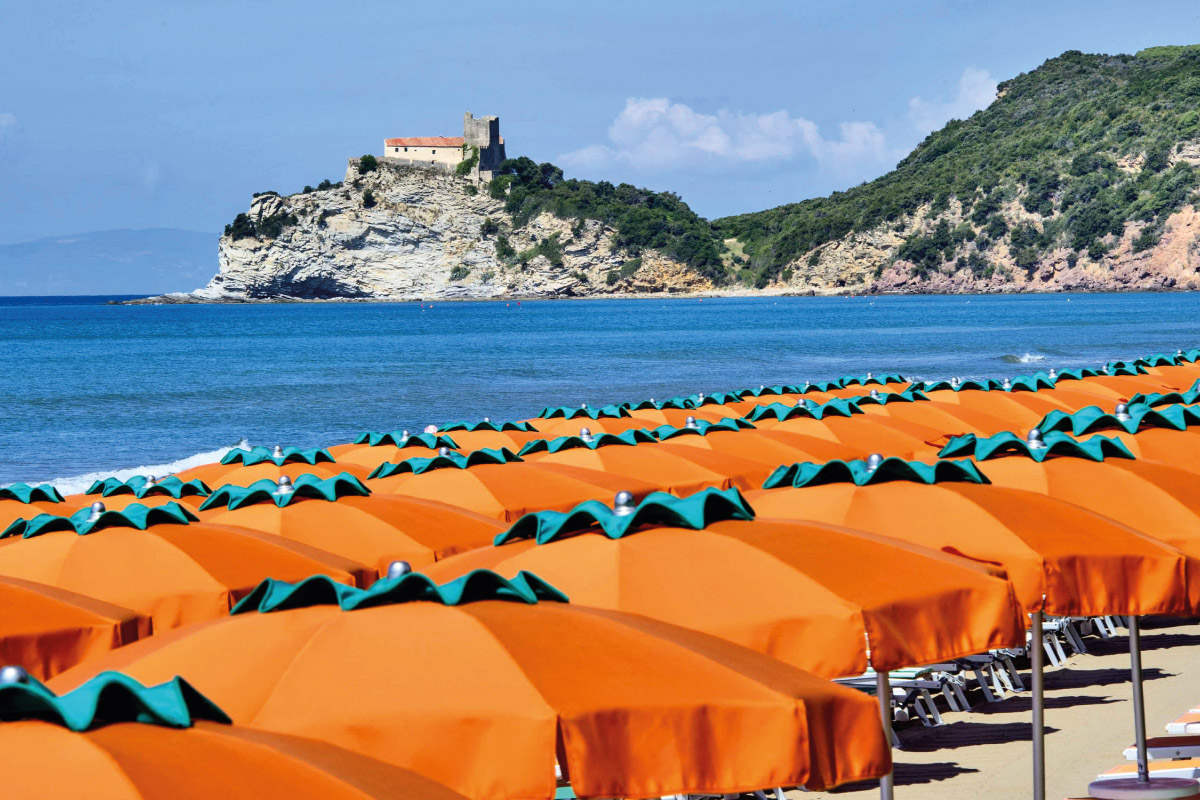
908;67;998;135
558;97;890;174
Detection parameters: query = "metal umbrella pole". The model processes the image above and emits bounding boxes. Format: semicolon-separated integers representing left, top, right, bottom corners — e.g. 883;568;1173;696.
877;669;894;800
1088;617;1200;799
1031;610;1045;800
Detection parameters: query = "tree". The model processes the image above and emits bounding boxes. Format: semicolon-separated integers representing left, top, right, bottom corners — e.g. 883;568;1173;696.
362;189;376;209
359;154;378;173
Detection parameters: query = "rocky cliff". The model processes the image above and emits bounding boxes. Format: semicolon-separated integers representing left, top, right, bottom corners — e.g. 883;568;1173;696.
156;160;712;302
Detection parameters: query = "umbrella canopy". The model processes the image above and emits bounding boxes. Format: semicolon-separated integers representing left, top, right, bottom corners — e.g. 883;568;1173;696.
175;446;371;485
0;502;369;629
0;576;149;679
63;475;212;512
525;443;738;494
755;414;942;459
0;722;477;800
367;462;658;522
423;515;1025;679
626;405;741;427
197;475;504;578
978;457;1200;562
0;671;469;800
746;481;1195;617
855;399;1017;439
51;571;891;799
531;415;655;437
0;484;80;530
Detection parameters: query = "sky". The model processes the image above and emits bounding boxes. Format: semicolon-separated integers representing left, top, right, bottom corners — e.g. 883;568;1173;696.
1;0;1199;243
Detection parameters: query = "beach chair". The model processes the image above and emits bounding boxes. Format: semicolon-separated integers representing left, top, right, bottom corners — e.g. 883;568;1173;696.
837;667;953;731
1124;735;1200;761
1094;759;1200;781
1167;712;1200;735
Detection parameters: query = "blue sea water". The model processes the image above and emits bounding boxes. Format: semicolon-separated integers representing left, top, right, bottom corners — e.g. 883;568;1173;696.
2;292;1198;489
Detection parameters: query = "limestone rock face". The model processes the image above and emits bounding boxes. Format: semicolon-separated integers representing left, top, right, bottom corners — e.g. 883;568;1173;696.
169;160;711;302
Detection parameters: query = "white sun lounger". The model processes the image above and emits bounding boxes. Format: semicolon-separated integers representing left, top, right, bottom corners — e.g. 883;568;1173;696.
1124;735;1200;761
1095;759;1200;781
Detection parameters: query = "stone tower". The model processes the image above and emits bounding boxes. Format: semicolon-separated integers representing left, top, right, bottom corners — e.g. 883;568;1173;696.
463;112;506;175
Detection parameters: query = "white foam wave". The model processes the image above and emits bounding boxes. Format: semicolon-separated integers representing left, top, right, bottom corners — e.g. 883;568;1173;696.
11;439;250;496
1000;353;1047;364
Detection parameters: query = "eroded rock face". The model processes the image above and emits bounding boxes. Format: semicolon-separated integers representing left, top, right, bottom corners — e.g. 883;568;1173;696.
769;198;1200;295
169;160;711;302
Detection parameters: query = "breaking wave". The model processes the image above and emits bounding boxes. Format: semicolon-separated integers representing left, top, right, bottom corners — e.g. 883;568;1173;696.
9;439;250;496
1000;353;1047;364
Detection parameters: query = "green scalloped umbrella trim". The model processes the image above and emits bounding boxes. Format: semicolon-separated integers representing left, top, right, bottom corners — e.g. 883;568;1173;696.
86;476;211;500
537;404;631;420
1129;380;1200;408
1038;404;1200;436
936;431;1135;462
848;389;930;407
912;378;999;392
738;384;809;397
352;431;460;449
0;483;64;504
681;394;723;407
0;671;230;731
1180;348;1200;363
518;430;656;455
840;373;906;386
762;457;989;489
220;446;334;466
1136;353;1181;367
199;473;370;511
367;448;523;478
1103;361;1149;376
1051;367;1101;381
2;501;199;539
1007;374;1056;392
743;398;863;422
495;487;755;546
231;569;568;615
438;420;538;433
630;397;692;410
651;418;756;441
704;391;745;405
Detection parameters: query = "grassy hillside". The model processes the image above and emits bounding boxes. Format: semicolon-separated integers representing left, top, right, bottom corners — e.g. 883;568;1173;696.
714;46;1200;286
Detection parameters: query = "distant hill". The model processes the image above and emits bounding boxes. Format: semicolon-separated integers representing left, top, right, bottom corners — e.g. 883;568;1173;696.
715;45;1200;293
0;229;217;295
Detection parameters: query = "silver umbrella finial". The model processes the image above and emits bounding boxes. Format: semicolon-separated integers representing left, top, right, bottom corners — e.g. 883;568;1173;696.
685;416;699;429
579;427;594;442
386;560;412;580
866;453;884;471
613;491;636;516
1027;428;1046;449
0;665;28;685
275;476;294;495
1115;403;1131;421
87;501;106;522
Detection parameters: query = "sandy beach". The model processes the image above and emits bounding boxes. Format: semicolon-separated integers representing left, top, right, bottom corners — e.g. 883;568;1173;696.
801;618;1200;799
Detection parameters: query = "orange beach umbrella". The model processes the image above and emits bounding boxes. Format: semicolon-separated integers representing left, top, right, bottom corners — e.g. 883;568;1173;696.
0;504;369;629
747;482;1196;617
0;720;475;800
197;487;504;579
52;574;891;799
0;576;149;679
423;518;1026;679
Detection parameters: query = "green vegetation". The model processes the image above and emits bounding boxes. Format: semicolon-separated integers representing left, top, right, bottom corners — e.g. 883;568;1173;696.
494;234;516;261
489;157;726;283
449;265;470;281
362;189;376;209
517;233;565;268
358;154;378;173
456;146;480;176
224;211;298;240
619;257;642;279
715;47;1200;282
480;218;500;237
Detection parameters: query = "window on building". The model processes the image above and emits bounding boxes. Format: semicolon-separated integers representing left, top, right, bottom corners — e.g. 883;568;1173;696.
404;147;408;152
432;150;436;154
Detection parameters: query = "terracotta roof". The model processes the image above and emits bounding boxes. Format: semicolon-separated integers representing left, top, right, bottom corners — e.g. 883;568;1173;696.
384;137;465;147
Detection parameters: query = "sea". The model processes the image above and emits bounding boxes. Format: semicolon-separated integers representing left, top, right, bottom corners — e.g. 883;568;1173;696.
2;292;1198;491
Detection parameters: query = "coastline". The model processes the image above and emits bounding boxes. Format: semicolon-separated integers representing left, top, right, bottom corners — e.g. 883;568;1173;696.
119;284;1194;305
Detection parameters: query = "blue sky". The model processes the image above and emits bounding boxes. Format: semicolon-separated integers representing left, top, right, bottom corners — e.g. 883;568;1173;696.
1;0;1199;243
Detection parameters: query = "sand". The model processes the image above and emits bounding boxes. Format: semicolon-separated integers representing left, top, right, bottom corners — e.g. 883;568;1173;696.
801;618;1200;799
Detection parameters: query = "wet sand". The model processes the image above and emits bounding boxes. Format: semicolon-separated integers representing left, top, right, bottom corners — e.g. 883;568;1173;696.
802;618;1200;799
